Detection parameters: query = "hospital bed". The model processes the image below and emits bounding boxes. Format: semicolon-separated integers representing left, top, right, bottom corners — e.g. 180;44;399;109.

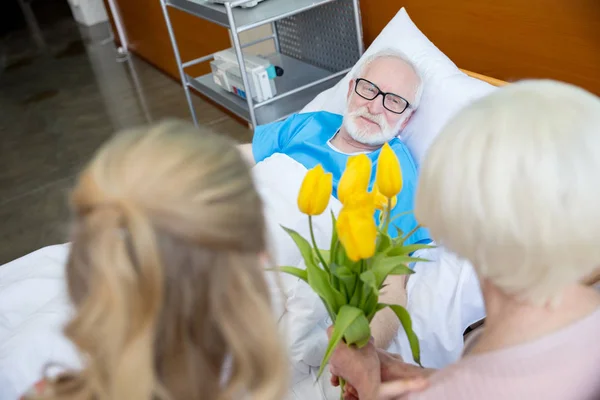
0;7;510;400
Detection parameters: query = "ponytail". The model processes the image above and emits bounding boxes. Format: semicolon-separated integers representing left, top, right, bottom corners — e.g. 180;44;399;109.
62;202;165;400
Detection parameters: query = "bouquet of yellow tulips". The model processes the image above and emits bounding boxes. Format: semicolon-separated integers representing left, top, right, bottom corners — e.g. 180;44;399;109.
279;143;431;391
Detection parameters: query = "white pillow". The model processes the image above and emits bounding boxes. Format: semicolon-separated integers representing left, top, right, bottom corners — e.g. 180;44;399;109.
300;8;497;163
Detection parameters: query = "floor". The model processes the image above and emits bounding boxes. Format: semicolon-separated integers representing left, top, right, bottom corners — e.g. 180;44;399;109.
0;19;251;265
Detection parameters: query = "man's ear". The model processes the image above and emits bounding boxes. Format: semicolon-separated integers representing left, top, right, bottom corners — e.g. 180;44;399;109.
347;79;354;100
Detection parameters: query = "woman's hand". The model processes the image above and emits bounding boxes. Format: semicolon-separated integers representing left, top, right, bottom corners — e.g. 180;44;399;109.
378;379;429;400
377;349;436;382
332;374;429;400
331;375;359;400
331;347;433;399
328;327;382;400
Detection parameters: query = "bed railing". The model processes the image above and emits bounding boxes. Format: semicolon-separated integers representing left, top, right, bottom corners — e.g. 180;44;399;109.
460;69;508;87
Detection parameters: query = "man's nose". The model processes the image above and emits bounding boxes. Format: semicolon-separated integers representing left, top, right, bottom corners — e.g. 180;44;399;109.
367;94;386;114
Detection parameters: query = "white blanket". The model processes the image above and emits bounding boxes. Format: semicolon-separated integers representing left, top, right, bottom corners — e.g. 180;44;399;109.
0;244;79;400
0;154;485;400
254;154;485;400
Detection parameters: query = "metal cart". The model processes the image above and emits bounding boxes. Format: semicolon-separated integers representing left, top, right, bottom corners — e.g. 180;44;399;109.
159;0;364;128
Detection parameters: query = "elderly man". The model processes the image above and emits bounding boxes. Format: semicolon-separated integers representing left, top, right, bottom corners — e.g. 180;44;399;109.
240;49;429;245
238;51;437;393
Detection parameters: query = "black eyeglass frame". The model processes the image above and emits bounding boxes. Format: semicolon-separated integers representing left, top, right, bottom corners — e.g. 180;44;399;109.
354;78;411;115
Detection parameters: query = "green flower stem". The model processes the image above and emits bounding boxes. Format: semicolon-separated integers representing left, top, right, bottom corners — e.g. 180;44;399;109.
402;224;422;245
309;216;329;272
378;210;386;231
382;197;392;234
339;377;346;400
330;240;341;290
359;290;370;310
331;240;339;265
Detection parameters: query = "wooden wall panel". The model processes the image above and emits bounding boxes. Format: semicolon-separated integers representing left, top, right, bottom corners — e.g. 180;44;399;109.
104;0;231;79
359;0;600;94
103;1;600;98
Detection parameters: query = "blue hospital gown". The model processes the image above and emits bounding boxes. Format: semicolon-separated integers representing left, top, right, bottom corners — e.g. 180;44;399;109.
252;111;430;244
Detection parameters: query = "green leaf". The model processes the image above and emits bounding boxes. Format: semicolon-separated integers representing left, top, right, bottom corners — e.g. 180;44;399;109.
370;255;416;288
394;226;405;240
336;245;361;274
388;263;415;276
317;305;365;378
333;265;357;283
343;311;371;347
377;254;428;266
312;248;331;269
331;265;356;302
349;282;363;308
382;303;422;366
360;270;379;296
387;243;435;257
306;258;345;316
328;261;341;293
330;210;338;263
332;265;354;279
278;266;308;283
388;210;413;225
282;226;317;269
376;233;392;253
281;226;343;314
316;249;331;263
366;302;391;324
364;293;381;321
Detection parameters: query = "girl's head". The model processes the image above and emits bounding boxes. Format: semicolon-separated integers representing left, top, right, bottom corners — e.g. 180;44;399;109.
54;120;287;399
415;80;600;305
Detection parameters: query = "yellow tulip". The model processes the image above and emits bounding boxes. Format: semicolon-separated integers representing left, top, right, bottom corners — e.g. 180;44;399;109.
338;154;372;204
373;184;397;211
345;190;376;214
375;143;403;198
336;206;377;261
297;165;333;215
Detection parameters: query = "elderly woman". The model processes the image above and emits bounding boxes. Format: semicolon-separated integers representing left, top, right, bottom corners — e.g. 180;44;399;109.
328;80;600;400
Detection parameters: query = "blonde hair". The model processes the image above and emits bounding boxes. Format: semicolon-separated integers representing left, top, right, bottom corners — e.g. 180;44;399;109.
415;80;600;305
36;120;288;400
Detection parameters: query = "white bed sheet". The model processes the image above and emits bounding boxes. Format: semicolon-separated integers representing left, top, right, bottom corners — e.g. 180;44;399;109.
0;244;79;400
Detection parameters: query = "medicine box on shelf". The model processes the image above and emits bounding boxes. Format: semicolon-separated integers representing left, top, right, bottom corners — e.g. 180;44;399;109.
210;49;277;103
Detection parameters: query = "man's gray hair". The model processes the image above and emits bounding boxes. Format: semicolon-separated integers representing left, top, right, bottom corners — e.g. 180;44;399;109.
352;48;423;109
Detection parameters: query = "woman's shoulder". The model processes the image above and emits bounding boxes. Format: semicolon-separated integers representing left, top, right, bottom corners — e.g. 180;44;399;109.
406;309;600;399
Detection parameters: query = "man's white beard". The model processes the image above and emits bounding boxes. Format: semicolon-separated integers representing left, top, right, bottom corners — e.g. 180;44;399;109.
342;105;407;146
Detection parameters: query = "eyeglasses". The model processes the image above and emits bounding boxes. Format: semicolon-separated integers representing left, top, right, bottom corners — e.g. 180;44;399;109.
354;78;411;114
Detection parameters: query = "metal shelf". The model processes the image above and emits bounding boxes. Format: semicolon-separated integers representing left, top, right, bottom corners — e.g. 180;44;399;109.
166;0;338;32
160;0;362;128
187;53;343;125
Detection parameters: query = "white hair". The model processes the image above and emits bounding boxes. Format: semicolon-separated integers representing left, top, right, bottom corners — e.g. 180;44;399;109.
352;48;423;109
415;80;600;305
